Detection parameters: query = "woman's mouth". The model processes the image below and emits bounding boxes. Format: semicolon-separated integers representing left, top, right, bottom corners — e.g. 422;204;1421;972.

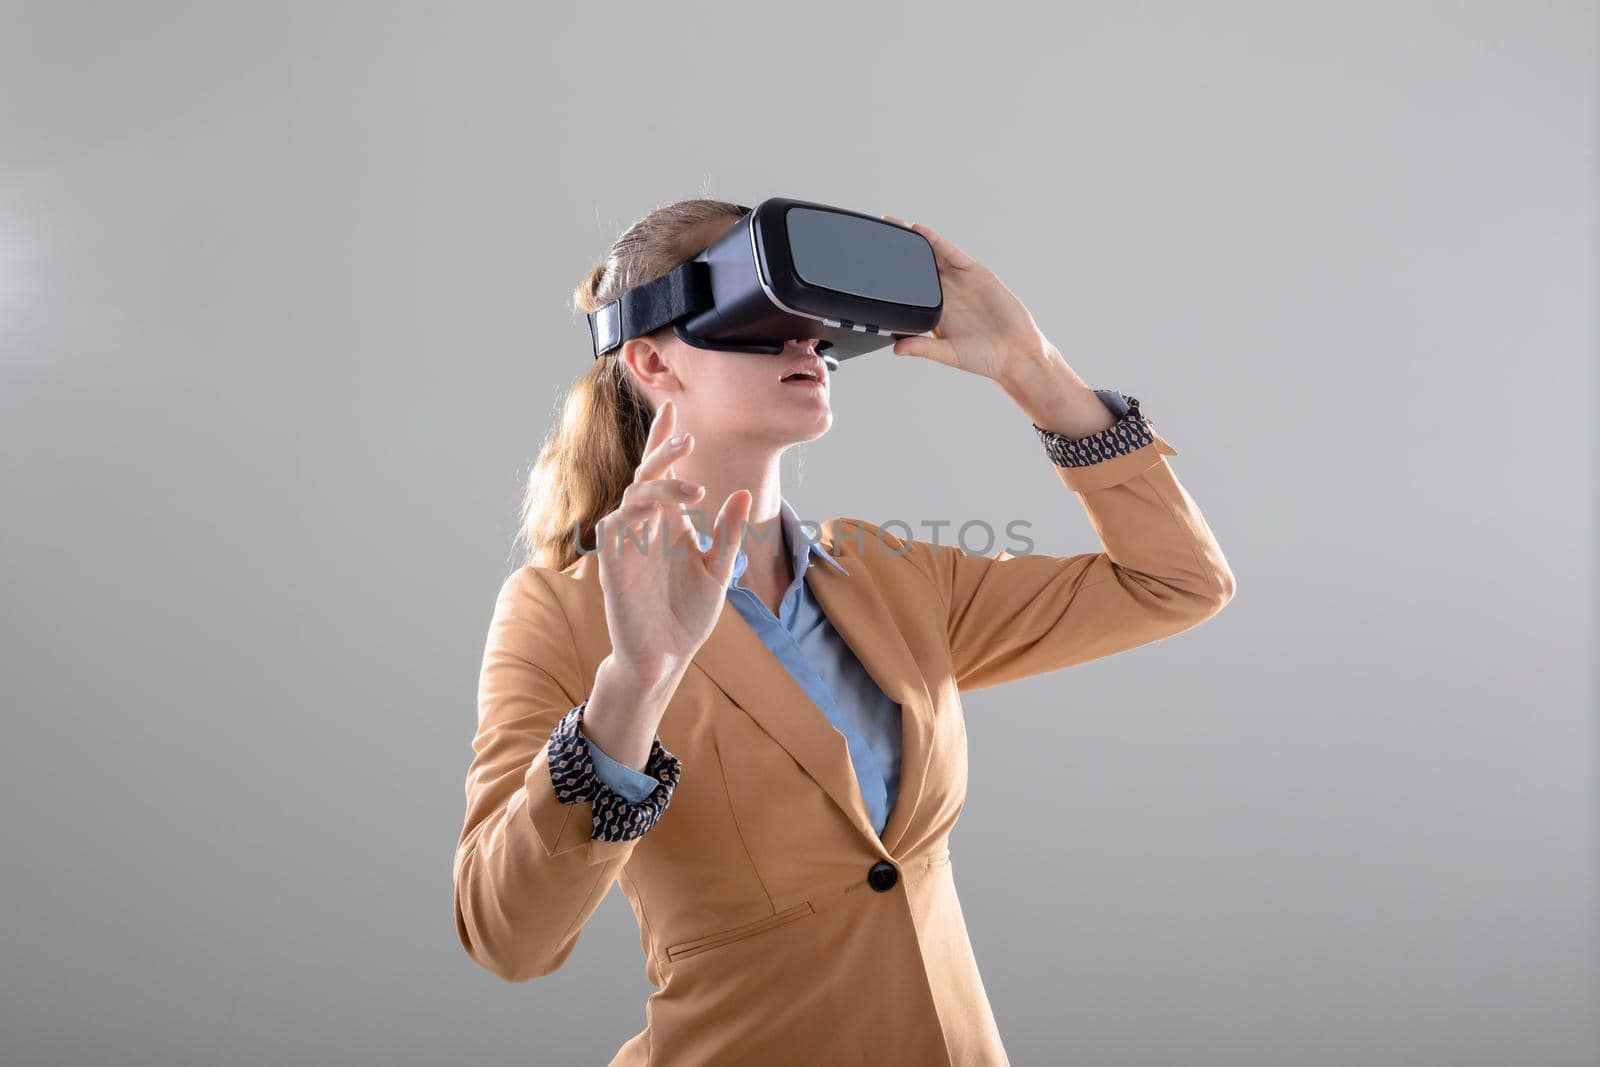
780;367;826;388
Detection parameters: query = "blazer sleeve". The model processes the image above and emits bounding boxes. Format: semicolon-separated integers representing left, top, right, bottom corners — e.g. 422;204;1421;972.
452;566;680;982
897;396;1235;692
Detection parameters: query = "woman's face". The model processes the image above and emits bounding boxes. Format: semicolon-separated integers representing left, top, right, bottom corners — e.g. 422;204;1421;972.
617;327;832;457
630;330;834;451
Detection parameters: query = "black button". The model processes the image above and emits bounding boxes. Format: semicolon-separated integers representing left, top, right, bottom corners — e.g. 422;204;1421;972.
867;861;898;892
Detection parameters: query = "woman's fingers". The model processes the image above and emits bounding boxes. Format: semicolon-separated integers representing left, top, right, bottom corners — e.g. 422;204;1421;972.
602;398;715;571
640;396;677;462
617;400;750;587
616;477;704;520
635;403;696;484
892;333;961;367
702;490;752;586
636;430;693;483
599;478;694;549
881;213;977;273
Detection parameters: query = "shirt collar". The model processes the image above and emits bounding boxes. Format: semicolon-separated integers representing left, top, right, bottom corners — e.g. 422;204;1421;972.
692;496;851;588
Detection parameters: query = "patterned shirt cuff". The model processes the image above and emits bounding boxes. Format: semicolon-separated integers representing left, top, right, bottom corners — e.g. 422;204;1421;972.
1033;390;1156;468
547;701;682;841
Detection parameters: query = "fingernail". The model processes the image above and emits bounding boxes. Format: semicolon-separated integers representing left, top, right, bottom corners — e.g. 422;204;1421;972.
681;482;701;495
669;433;686;446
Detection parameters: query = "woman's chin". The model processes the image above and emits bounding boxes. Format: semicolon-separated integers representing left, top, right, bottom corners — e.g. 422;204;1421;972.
766;408;832;445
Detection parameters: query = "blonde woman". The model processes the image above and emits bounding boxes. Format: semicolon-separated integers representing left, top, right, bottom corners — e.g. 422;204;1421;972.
452;198;1234;1066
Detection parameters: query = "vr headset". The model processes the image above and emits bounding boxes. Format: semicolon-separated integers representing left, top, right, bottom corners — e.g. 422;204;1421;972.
585;196;943;371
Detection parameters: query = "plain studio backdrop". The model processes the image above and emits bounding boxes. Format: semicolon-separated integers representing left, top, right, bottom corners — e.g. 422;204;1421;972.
1;2;1594;1065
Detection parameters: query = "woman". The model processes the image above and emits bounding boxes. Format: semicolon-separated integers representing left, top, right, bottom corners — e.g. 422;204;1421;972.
452;198;1234;1066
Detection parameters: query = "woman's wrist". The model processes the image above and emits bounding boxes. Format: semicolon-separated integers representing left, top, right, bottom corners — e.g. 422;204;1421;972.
996;342;1118;439
580;653;686;772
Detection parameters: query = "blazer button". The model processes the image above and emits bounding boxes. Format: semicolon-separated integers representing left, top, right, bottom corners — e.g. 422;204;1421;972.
867;861;898;892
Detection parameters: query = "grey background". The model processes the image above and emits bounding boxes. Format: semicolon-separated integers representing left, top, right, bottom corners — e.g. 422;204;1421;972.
1;2;1594;1065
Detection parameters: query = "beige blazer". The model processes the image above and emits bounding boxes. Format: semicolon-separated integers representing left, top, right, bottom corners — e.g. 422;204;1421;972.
453;427;1233;1066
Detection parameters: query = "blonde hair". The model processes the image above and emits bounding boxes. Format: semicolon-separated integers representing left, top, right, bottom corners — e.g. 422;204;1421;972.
517;198;746;572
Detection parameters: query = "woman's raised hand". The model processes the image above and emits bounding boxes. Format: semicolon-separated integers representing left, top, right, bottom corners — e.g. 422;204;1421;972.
595;398;752;686
879;213;1052;383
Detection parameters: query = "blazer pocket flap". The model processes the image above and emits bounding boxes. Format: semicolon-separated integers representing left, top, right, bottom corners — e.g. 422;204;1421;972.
664;900;817;962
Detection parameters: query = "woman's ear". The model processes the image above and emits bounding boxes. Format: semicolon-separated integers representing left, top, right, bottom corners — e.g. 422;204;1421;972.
620;335;683;394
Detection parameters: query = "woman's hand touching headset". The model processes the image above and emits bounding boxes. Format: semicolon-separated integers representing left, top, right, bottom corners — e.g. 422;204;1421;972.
595;398;752;687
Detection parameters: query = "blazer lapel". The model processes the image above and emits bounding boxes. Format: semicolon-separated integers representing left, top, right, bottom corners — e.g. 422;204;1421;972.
800;530;936;858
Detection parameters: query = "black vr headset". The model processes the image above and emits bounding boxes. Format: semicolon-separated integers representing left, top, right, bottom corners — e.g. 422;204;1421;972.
585;197;944;371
